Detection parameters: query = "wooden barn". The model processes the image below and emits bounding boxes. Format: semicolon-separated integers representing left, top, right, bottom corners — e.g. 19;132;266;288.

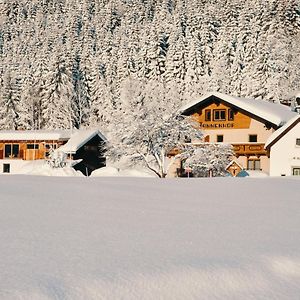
0;129;106;176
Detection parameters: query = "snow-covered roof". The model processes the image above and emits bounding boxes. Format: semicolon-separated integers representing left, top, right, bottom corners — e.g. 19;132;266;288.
59;129;106;154
0;130;71;141
179;92;297;127
225;160;243;171
265;115;300;149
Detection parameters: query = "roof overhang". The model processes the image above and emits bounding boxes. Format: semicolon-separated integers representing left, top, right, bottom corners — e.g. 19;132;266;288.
58;129;107;154
179;92;297;128
265;115;300;149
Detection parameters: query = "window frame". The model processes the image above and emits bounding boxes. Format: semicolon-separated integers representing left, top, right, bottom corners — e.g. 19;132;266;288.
213;109;226;121
228;109;234;121
3;163;10;173
216;135;224;142
249;134;258;143
292;167;300;176
4;143;20;158
205;109;211;121
4;144;12;158
45;143;57;149
296;138;300;147
27;144;39;150
247;158;261;170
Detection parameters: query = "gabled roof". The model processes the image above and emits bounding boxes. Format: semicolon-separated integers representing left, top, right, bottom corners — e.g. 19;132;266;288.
0;130;71;141
225;160;243;171
265;115;300;149
58;129;106;154
179;92;297;127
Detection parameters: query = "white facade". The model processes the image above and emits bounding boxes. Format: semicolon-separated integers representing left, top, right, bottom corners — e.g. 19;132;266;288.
197;119;275;173
0;159;43;174
202;118;275;143
267;117;300;176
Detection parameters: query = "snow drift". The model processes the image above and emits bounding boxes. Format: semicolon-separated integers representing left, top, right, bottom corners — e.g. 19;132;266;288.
0;176;299;299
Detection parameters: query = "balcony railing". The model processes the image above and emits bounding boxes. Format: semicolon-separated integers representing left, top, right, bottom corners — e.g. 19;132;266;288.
168;143;269;158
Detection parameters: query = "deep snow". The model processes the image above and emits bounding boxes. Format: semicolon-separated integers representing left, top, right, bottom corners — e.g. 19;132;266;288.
0;176;300;300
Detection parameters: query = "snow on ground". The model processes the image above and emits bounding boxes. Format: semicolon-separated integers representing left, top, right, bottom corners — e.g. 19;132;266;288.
16;160;84;177
0;176;300;299
90;166;156;177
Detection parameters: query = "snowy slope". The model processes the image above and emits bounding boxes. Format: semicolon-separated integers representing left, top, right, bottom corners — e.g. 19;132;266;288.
0;176;300;300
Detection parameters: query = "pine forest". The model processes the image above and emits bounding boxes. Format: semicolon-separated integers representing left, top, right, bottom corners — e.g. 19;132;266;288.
0;0;300;134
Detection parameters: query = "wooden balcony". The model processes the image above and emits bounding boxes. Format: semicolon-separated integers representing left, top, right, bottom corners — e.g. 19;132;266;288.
168;143;269;158
232;143;269;157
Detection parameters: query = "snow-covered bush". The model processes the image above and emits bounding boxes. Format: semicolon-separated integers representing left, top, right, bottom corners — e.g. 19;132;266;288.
47;149;67;168
183;143;234;177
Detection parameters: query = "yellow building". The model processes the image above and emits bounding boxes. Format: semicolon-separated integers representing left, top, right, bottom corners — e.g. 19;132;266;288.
180;92;297;174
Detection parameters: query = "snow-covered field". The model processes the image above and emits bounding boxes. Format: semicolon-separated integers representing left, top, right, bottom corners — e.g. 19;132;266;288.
1;176;300;300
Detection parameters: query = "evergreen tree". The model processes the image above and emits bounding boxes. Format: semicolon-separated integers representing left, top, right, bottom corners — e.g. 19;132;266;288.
0;0;300;131
41;55;73;129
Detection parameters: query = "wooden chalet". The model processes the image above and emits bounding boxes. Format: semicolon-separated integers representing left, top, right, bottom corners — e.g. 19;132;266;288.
179;92;298;174
0;129;106;176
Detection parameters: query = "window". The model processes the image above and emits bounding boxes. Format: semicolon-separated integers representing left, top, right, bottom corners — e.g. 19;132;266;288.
27;144;39;149
247;159;260;170
4;144;11;158
249;135;257;142
204;135;210;142
293;168;300;176
45;143;57;149
45;144;57;158
228;109;234;121
205;109;211;121
213;109;226;121
296;139;300;146
3;163;10;173
4;144;19;158
216;135;224;142
84;145;98;151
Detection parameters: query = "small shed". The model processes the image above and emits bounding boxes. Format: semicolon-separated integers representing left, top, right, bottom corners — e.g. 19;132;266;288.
59;130;106;176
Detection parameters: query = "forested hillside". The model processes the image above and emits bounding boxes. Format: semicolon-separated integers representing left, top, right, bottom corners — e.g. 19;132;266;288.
0;0;300;132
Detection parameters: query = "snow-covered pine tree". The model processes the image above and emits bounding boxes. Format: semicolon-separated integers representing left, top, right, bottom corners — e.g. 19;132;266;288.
71;54;92;129
0;69;21;130
1;0;300;131
41;54;74;129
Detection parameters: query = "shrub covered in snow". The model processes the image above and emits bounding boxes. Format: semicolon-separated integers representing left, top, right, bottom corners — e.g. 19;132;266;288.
47;149;67;168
